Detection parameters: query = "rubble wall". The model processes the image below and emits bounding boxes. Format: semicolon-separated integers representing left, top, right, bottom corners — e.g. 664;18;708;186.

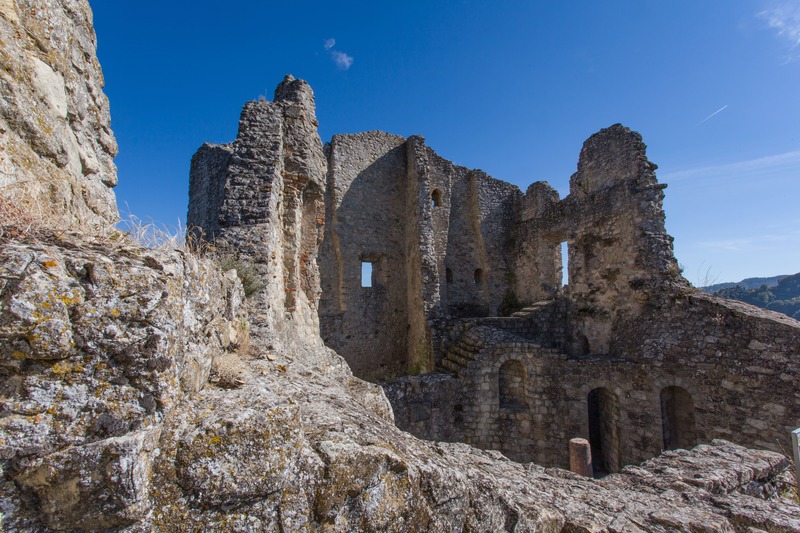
187;76;327;355
389;294;800;469
319;132;412;379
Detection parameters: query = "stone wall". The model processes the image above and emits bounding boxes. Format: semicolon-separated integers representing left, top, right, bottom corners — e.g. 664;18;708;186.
387;284;800;472
388;292;800;470
515;124;685;356
318;132;412;379
318;133;519;379
188;75;327;356
0;0;118;229
385;126;800;470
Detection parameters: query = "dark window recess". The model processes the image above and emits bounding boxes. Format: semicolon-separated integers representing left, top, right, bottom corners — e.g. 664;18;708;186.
431;189;443;207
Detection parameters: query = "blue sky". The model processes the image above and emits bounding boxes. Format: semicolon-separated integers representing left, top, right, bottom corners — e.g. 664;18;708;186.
92;1;800;285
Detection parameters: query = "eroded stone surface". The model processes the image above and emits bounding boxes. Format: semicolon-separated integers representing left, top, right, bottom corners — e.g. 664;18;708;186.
0;0;118;229
0;233;246;530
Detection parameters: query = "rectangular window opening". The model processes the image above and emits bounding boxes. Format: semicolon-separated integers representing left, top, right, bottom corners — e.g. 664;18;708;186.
361;261;373;288
561;241;569;287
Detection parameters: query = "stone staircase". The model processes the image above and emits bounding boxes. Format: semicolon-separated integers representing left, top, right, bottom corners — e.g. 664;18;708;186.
438;333;483;377
437;300;569;378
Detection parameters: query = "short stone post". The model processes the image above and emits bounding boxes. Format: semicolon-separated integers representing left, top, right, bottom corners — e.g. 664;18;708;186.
569;438;593;478
792;428;800;490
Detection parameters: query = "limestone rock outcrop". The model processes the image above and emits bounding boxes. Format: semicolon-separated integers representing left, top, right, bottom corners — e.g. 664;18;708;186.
0;0;118;229
0;232;246;529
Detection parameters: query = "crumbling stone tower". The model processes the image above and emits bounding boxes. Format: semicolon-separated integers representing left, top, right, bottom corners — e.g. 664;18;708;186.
515;124;686;355
188;75;327;352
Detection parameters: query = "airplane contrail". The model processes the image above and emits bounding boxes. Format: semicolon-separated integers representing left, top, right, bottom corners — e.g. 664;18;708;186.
697;104;729;126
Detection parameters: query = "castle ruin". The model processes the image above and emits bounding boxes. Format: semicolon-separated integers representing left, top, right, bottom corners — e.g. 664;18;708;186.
2;7;798;520
189;77;800;475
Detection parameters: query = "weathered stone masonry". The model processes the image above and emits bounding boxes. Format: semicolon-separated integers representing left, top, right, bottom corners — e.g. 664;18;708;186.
188;75;327;354
382;125;800;472
186;78;799;478
319;132;518;379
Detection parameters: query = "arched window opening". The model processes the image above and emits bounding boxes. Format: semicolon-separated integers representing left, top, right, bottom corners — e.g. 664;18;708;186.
499;360;526;409
578;334;590;356
445;268;453;283
587;387;621;477
661;386;697;451
474;268;483;285
431;189;443;207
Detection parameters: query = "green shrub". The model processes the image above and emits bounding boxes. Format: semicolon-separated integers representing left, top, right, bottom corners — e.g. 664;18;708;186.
217;256;265;298
499;288;522;317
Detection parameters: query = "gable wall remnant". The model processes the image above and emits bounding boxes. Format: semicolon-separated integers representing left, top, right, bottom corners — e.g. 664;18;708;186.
187;75;327;353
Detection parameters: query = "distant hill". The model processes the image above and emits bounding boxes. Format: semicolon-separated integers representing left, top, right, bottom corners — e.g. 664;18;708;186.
702;275;787;294
709;272;800;321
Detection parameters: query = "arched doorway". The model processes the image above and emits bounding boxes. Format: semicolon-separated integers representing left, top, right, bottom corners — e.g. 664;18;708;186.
498;360;526;409
587;387;621;476
660;386;696;450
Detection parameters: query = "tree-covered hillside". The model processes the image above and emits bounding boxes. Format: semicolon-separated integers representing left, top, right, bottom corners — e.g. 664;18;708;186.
713;272;800;320
703;275;786;294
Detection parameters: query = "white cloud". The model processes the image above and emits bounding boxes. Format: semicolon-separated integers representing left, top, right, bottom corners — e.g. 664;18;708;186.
698;230;800;252
331;50;354;70
323;38;354;70
759;2;800;59
666;149;800;185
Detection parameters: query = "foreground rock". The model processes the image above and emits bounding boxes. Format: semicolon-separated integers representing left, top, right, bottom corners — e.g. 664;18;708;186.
0;232;245;530
1;236;797;531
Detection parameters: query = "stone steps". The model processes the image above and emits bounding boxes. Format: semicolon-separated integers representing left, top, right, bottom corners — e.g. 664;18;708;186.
438;318;569;378
438;332;483;377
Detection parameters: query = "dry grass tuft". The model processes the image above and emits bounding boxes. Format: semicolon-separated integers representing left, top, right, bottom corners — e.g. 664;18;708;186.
113;206;193;252
0;194;42;242
209;353;251;389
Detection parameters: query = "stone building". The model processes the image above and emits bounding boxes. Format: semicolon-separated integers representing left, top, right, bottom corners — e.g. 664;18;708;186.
311;123;800;473
188;78;799;477
319;132;519;380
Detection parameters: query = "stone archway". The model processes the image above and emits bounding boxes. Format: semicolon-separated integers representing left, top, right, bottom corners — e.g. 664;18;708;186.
587;387;621;476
